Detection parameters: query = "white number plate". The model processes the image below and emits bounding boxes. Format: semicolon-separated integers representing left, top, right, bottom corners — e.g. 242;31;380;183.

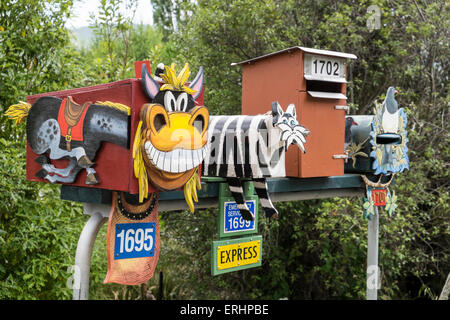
304;54;346;82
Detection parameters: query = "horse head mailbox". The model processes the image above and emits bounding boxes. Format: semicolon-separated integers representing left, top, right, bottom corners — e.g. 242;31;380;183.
233;46;357;178
6;62;209;285
134;62;208;205
8;62;205;202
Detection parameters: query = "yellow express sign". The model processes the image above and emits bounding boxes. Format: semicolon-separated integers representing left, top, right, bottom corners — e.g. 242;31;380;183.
216;238;261;271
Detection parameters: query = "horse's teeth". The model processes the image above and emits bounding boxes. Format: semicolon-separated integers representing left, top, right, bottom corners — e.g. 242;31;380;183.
163;161;171;172
150;146;157;160
164;150;172;171
196;150;202;165
145;140;207;173
178;150;187;172
185;159;194;171
169;149;179;173
156;153;165;170
184;150;194;171
192;149;199;168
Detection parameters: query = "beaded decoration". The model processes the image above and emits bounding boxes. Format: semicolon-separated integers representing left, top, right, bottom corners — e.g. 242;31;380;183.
116;191;157;220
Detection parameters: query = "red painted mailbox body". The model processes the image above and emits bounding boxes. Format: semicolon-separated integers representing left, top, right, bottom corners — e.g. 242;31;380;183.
235;47;357;178
25;62;204;194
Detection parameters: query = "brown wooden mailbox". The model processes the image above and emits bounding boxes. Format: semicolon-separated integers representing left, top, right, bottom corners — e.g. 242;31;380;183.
233;47;357;178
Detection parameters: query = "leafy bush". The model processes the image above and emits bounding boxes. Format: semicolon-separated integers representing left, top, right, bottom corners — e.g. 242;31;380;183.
0;138;84;299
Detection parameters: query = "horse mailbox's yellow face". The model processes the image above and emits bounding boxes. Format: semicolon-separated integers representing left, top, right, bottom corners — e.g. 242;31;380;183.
133;63;208;210
139;101;209;190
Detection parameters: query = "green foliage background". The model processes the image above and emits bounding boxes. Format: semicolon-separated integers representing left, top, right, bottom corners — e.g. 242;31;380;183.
0;0;448;299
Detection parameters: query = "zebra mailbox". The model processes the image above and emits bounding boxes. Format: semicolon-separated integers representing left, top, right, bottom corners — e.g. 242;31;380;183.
233;46;357;178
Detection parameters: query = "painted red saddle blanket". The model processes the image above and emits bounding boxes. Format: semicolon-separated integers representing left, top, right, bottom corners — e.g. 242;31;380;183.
57;97;90;142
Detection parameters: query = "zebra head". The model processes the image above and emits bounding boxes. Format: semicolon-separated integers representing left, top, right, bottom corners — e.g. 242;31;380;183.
135;63;209;192
272;102;310;153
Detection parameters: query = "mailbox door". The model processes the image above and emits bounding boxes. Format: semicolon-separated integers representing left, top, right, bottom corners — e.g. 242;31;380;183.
295;92;346;177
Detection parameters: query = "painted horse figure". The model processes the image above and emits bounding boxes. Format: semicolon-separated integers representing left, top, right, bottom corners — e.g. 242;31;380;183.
12;96;129;184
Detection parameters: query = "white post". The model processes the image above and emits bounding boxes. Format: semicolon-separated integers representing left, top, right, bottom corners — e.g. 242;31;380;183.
72;203;110;300
366;206;379;300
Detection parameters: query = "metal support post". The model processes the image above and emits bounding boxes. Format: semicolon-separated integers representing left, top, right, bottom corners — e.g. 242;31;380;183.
366;206;379;300
72;203;110;300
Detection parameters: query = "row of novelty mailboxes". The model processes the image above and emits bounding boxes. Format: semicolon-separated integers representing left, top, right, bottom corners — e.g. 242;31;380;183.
25;47;370;194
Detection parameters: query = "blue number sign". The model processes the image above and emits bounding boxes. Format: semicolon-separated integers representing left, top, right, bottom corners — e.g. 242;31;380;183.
224;200;256;234
114;223;155;260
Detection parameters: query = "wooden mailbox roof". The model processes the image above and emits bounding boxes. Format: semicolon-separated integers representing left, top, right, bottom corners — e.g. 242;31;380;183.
231;46;357;66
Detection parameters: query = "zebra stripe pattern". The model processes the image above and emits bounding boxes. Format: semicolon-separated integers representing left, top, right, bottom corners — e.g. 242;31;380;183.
202;114;285;179
201;102;309;221
226;177;255;221
202;114;285;220
253;178;278;218
225;177;278;220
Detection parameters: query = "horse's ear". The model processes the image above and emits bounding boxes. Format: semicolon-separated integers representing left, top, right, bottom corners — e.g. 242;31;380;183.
189;66;204;100
141;63;160;100
286;103;297;118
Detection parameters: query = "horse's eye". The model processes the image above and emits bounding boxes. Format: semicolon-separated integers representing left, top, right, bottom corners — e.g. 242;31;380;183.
164;91;176;112
177;93;188;112
153;113;167;132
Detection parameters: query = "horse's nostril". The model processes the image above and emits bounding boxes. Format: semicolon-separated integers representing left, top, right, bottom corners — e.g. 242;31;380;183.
192;114;205;133
153;113;167;132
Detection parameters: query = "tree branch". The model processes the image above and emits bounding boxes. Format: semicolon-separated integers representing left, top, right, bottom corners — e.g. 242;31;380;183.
412;0;427;22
